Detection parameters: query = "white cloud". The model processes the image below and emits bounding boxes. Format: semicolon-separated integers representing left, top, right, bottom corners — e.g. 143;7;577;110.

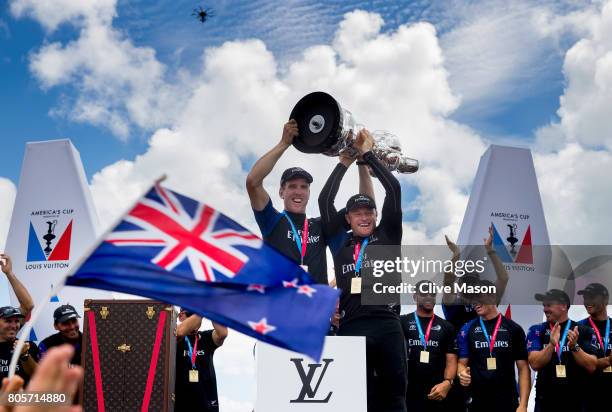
440;0;598;117
10;0;116;32
533;0;612;244
534;144;612;244
0;178;16;250
555;1;612;149
12;0;182;140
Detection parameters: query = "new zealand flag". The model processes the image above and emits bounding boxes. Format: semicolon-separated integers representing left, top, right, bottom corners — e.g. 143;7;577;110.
66;183;338;360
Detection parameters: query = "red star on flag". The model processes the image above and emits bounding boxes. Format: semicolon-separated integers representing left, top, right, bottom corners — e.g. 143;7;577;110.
247;284;266;294
248;318;276;335
297;284;317;298
283;278;299;288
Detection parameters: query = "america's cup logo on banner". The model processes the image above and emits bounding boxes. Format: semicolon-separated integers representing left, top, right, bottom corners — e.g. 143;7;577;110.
25;208;74;269
490;211;534;269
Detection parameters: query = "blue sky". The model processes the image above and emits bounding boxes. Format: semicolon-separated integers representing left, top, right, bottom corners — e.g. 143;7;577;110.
0;0;571;184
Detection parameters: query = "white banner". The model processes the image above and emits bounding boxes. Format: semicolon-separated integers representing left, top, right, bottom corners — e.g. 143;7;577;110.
256;336;367;412
457;145;551;327
2;139;112;343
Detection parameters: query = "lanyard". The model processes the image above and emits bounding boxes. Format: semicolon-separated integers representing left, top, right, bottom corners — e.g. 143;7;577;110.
479;314;502;357
589;317;611;356
550;321;572;363
353;237;369;275
185;334;199;369
283;212;308;264
415;313;435;350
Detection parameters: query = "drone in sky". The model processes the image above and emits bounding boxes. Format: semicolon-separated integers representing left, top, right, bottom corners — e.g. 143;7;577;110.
192;6;214;23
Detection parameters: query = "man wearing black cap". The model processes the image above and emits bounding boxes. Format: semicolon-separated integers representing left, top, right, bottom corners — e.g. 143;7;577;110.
577;283;612;412
39;305;82;366
0;253;38;383
319;130;406;411
0;306;40;384
526;289;598;412
457;280;530;412
175;308;228;412
246;119;374;285
400;280;458;412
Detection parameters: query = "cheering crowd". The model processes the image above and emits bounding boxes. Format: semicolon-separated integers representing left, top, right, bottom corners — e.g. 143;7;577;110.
0;121;610;412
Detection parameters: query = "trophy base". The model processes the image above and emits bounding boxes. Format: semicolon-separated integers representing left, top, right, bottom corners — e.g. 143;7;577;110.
290;91;343;154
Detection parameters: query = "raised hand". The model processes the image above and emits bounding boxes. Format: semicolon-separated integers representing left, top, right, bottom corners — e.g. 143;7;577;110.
281;119;299;147
445;235;460;260
484;225;494;252
0;254;13;276
354;129;375;155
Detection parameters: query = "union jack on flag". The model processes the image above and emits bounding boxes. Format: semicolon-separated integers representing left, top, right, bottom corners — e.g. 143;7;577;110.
105;184;261;282
66;183;338;360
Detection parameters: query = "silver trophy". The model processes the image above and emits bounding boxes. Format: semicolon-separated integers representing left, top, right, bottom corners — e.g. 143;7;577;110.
290;91;419;173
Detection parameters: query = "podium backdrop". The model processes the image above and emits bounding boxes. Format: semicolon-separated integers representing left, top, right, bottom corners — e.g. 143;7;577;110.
3;139;111;342
256;336;366;412
456;145;551;327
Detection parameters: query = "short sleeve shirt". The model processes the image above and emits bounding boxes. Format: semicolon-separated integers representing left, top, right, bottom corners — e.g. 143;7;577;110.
253;199;328;284
526;320;597;400
400;313;457;393
458;315;527;405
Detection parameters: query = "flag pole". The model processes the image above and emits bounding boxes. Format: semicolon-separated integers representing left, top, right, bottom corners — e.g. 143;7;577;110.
9;175;167;378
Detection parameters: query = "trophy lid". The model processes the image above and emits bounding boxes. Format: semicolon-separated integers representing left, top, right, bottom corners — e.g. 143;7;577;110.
290;91;343;154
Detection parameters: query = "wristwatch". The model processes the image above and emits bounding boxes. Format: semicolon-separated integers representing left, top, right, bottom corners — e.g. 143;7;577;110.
570;344;580;352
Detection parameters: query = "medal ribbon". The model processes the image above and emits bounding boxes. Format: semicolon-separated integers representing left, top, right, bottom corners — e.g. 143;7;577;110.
479;314;502;357
283;212;309;264
353;237;369;275
588;317;611;356
185;334;199;369
415;313;435;350
550;321;572;363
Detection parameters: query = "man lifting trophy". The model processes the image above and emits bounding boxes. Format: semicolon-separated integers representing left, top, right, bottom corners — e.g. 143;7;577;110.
290;91;419;173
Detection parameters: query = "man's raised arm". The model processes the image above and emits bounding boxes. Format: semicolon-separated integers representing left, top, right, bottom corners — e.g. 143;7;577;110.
1;253;34;317
319;153;355;238
356;131;402;241
246;120;298;211
358;162;375;201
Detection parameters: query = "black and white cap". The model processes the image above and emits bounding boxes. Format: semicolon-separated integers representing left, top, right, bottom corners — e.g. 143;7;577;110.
53;304;80;323
0;306;24;319
280;167;313;185
346;194;376;211
534;289;571;306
